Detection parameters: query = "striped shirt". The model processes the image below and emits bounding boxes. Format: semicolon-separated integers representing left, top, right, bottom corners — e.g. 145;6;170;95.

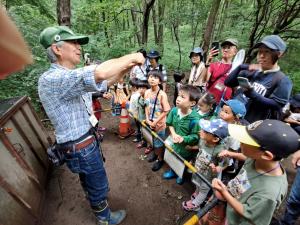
38;63;107;143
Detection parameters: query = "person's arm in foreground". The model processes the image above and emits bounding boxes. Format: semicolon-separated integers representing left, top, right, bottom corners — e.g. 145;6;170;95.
212;178;244;216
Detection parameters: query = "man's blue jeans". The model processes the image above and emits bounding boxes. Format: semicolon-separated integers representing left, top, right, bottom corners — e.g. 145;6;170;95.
64;138;110;221
280;167;300;225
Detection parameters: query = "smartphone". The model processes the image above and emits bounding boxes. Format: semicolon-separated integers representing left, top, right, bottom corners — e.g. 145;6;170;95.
238;77;252;89
211;41;219;56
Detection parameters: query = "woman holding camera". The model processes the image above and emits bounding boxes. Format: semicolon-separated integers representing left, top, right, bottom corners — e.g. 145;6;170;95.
204;38;238;104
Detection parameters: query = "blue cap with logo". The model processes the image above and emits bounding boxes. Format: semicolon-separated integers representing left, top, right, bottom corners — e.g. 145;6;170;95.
222;99;246;119
229;119;300;159
254;35;286;53
199;119;228;140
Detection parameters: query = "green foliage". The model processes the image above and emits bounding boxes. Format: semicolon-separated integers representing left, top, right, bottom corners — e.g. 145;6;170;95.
0;5;54;110
1;0;300;113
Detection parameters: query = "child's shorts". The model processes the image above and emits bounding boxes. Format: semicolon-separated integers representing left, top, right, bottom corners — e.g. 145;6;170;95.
153;129;165;148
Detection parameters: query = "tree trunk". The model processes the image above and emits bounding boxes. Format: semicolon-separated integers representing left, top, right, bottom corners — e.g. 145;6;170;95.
57;0;71;26
142;0;156;45
172;23;181;70
214;0;229;41
190;0;196;35
157;0;165;53
127;10;132;46
152;5;159;45
201;0;222;54
100;0;110;47
102;12;111;47
192;20;200;48
131;7;142;46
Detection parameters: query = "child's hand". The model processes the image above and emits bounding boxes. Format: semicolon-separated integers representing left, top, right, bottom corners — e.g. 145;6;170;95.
150;120;157;129
209;163;217;173
284;117;298;125
219;150;231;158
172;133;184;143
212;178;227;201
146;119;153;127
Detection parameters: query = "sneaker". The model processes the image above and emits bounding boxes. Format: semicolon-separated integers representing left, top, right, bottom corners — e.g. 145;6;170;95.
176;177;184;185
147;151;158;162
163;169;177;179
97;210;126;225
152;160;164;171
132;138;140;143
182;200;200;212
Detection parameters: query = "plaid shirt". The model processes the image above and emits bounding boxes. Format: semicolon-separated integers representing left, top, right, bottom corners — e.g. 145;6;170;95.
38;63;107;143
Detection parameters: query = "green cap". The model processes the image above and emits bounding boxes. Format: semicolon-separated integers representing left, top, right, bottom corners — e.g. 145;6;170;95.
39;26;89;49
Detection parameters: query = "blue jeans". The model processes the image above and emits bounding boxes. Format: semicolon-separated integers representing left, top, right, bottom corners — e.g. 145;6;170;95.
280;167;300;225
64;138;110;221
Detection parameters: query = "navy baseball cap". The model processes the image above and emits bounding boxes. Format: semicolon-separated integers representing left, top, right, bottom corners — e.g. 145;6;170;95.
147;49;161;59
229;119;300;159
199;119;228;140
254;35;286;53
222;99;246;119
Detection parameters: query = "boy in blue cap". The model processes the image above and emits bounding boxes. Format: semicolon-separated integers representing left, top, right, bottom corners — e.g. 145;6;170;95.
218;99;248;182
225;35;292;123
182;119;229;211
212;119;300;225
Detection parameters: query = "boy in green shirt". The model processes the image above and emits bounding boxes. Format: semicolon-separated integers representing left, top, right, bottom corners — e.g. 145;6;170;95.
163;84;201;184
212;119;300;225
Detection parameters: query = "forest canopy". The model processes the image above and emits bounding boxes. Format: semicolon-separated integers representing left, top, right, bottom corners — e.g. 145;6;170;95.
0;0;299;109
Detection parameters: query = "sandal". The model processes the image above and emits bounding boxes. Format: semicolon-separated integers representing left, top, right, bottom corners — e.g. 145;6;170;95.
136;141;147;149
144;146;153;155
182;200;200;211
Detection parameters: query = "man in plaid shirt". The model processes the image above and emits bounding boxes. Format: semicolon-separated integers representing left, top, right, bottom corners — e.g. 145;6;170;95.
38;26;144;225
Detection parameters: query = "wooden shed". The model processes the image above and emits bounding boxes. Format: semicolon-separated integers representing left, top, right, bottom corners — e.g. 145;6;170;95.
0;96;51;225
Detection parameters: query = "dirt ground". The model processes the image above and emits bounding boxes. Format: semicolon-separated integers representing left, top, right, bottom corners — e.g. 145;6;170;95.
40;87;300;225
